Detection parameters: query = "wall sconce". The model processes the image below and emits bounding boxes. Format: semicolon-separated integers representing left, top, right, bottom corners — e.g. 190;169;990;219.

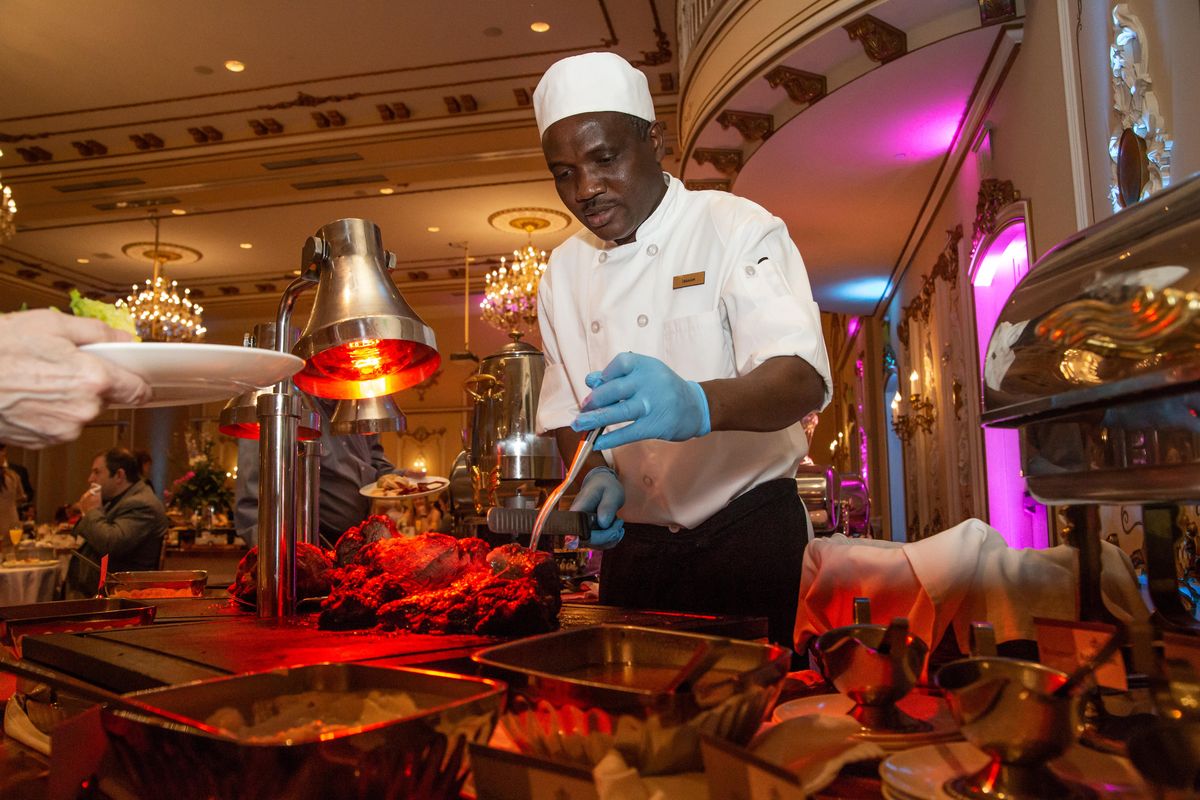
891;370;936;443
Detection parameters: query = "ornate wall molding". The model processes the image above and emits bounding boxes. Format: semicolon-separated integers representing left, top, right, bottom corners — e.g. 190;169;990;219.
692;147;742;176
970;178;1019;256
716;110;773;142
684;179;731;192
764;66;826;105
897;226;963;348
844;14;907;64
1108;4;1172;212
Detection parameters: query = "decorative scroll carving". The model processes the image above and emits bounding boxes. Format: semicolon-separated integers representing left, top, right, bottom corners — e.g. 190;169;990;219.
1109;5;1173;211
844;14;907;64
716;110;773;142
897;226;963;347
259;91;362;110
632;25;672;67
684;179;731;192
692;147;742;176
764;66;827;105
970;178;1018;256
413;370;443;402
400;426;446;443
978;0;1018;25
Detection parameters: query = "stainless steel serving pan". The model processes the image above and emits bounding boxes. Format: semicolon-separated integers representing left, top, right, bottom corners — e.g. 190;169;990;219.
471;624;789;774
101;662;506;800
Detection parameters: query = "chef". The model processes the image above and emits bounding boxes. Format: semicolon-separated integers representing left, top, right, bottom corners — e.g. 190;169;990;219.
533;52;832;651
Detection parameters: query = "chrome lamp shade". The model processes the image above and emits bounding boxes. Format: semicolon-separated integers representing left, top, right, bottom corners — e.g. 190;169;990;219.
329;394;408;436
292;219;440;399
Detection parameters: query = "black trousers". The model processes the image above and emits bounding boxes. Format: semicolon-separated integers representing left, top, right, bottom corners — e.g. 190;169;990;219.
599;478;807;652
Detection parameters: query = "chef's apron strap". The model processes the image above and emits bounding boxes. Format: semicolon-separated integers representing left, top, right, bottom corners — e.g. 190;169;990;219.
599;477;807;652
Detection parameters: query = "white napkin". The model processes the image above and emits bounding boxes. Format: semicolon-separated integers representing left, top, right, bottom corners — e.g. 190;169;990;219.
592;751;707;800
749;715;885;795
794;519;1150;657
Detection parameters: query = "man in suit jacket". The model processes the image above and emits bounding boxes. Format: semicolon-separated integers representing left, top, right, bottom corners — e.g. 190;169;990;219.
67;447;168;596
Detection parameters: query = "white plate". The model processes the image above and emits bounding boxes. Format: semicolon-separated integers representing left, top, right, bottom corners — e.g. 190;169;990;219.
772;692;962;751
81;342;304;408
359;476;449;499
880;741;1147;800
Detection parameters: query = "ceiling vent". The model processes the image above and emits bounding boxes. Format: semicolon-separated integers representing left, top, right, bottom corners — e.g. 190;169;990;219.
262;153;363;170
290;175;387;191
53;177;146;193
93;196;181;211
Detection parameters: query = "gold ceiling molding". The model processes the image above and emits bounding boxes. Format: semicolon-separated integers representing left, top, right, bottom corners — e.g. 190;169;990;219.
978;0;1018;26
843;14;907;64
716;110;773;142
692;147;742;176
764;66;826;105
259;91;362;110
630;0;672;67
120;240;203;265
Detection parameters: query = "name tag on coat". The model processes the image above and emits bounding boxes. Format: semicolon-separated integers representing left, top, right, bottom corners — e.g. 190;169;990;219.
672;271;705;289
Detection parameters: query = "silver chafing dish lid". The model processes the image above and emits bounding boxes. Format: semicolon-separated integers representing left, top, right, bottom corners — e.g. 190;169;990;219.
982;172;1200;427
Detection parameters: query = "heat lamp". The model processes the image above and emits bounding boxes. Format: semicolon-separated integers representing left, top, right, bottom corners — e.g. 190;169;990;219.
256;218;439;618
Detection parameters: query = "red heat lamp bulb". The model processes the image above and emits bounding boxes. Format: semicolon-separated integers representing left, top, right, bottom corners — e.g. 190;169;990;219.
294;337;441;399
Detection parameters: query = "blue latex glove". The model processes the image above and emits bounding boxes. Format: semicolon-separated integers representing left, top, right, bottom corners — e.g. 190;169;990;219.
570;466;625;549
572;353;711;451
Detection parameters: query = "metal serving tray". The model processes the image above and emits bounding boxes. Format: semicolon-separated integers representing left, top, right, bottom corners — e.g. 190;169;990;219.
0;598;157;655
106;569;208;599
101;662;506;800
472;624;789;774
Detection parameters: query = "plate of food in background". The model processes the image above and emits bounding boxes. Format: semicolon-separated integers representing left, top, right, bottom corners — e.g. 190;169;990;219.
359;474;449;499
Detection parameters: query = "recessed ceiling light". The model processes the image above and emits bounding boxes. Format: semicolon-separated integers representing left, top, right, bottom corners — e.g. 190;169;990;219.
76;258;90;264
379;187;395;195
292;269;302;276
171;208;187;215
224;60;246;73
426;226;441;233
530;21;550;33
483;26;503;37
239;242;253;249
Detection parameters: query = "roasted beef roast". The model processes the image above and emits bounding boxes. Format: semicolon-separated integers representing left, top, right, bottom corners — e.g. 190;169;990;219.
318;530;560;635
229;541;334;607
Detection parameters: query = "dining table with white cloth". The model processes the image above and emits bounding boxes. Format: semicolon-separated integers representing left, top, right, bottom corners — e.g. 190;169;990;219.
0;560;59;605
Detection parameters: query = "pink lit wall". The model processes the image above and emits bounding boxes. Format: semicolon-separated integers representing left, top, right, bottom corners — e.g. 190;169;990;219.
971;223;1048;549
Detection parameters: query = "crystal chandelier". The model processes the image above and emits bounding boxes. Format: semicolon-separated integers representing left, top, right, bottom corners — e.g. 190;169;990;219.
0;150;17;244
480;230;548;338
116;214;206;341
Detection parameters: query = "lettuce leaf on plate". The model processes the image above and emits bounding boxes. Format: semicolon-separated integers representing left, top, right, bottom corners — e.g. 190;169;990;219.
69;289;139;340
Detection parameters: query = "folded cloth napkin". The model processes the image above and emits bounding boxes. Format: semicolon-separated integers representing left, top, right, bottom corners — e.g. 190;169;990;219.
749;715;885;795
794;519;1150;658
592;750;708;800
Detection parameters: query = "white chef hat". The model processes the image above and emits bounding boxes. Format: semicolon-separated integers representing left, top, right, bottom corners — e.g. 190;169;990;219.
533;52;655;138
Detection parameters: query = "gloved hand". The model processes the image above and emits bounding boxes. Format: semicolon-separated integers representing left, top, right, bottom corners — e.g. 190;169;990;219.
570;466;625;549
572;353;711;451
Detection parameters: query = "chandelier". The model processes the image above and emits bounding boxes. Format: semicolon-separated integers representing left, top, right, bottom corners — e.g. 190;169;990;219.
480;222;549;338
0;150;17;244
116;214;206;341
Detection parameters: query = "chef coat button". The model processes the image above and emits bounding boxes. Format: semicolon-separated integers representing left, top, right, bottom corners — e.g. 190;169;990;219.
636;314;649;327
591;321;601;334
668;524;681;533
745;264;757;276
599;252;608;263
642;475;653;487
646;244;659;256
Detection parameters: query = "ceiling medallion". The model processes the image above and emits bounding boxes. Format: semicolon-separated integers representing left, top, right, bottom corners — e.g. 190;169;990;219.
487;207;571;234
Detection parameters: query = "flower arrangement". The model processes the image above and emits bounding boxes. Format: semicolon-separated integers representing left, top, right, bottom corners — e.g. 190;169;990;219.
165;437;234;517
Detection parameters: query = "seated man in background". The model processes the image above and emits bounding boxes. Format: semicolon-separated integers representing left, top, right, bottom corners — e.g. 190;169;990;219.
66;448;169;596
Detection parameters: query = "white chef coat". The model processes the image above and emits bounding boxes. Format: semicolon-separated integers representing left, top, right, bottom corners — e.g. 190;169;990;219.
536;174;832;529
